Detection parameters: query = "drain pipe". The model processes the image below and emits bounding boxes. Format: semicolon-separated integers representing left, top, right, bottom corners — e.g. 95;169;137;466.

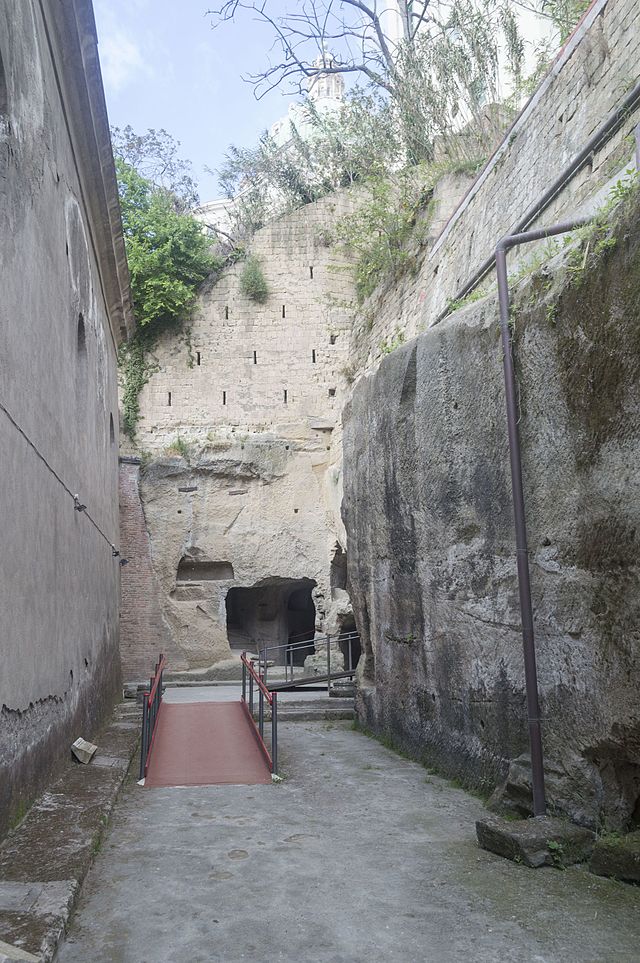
496;216;591;817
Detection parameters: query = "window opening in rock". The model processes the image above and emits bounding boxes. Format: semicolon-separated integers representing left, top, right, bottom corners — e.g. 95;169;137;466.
312;349;316;363
177;557;234;582
283;389;288;404
330;334;337;345
223;390;227;405
282;305;286;318
225;578;316;665
167;391;172;406
225;306;229;320
109;413;115;446
196;351;201;366
328;387;336;397
253;350;257;364
330;544;348;592
309;266;314;279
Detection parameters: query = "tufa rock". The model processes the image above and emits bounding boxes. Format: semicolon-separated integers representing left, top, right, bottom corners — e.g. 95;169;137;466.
476;814;594;868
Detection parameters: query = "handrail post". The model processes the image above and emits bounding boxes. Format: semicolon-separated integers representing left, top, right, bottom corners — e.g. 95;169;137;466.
259;687;264;739
249;670;254;717
327;634;331;692
139;695;148;780
348;634;353;672
272;692;278;775
242;655;247;702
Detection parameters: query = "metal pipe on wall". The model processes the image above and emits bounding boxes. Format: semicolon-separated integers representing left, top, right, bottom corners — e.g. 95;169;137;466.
495;216;591;817
435;79;640;326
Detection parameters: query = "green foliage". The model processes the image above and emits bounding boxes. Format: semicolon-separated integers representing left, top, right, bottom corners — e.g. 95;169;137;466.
117;159;216;337
333;167;435;304
239;255;269;303
380;331;406;356
164;436;191;459
111;126;200;212
115;157;219;438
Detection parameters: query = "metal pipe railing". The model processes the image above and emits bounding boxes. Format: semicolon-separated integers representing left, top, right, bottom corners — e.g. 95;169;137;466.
435;81;640;326
241;652;278;775
256;631;360;690
139;654;166;780
495;215;592;817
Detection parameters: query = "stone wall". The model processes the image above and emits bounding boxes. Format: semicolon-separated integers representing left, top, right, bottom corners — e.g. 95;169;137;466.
343;194;640;830
0;0;132;835
349;0;640;376
120;193;361;678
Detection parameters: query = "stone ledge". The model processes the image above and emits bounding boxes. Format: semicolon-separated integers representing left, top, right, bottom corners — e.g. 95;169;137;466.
0;703;140;962
590;831;640;884
476;814;594;868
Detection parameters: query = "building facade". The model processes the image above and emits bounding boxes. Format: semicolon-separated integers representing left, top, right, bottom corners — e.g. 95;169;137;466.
0;0;133;835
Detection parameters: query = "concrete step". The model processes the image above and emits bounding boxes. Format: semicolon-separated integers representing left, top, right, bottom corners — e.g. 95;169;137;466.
255;699;355;722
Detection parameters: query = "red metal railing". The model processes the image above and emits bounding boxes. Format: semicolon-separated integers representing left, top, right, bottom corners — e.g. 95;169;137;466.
241;653;278;774
139;654;166;780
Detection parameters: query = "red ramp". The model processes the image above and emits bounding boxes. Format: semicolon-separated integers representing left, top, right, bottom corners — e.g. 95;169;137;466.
144;701;272;788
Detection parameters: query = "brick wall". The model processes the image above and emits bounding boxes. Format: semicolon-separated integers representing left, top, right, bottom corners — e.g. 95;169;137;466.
350;0;640;374
119;458;187;680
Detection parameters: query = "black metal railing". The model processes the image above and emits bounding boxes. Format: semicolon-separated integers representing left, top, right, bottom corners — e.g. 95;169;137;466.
139;654;166;780
257;630;360;689
241;653;278;775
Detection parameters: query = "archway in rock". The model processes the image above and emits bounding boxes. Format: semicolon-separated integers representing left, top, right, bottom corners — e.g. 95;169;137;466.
225;577;316;664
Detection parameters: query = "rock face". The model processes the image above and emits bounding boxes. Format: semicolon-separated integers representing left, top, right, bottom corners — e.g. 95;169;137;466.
120;193;360;678
342;202;640;830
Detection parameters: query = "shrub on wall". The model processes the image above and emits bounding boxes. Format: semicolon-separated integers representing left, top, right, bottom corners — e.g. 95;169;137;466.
115;157;220;438
239;255;269;303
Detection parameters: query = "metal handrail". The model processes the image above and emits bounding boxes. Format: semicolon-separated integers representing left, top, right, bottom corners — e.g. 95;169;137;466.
139;654;166;780
241;653;278;775
258;631;360;687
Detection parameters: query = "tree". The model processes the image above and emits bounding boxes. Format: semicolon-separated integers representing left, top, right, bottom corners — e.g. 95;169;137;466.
116;158;218;436
216;87;402;237
112;125;200;213
209;1;526;164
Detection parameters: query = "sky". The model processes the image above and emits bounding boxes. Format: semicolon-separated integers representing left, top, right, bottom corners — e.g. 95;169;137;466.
93;0;301;202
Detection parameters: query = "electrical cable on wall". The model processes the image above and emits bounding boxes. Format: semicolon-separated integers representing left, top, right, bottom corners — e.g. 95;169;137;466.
0;396;122;560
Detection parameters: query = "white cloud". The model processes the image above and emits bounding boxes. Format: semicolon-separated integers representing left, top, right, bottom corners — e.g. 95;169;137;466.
100;28;147;93
94;1;154;95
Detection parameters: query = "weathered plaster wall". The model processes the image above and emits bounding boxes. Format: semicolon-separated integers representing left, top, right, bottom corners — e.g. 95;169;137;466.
349;0;640;376
120;194;360;678
343;198;640;830
0;0;130;834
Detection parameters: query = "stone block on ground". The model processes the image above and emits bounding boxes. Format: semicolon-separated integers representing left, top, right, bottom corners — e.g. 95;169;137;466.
476;814;594;868
589;831;640;883
70;738;98;765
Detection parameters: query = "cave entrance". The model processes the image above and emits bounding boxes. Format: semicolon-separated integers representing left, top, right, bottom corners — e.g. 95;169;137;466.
225;577;316;665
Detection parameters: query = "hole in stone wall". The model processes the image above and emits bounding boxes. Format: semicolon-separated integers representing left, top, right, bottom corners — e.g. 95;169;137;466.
222;390;227;405
109;413;115;445
196;351;201;366
283;389;288;404
177;557;234;582
312;349;316;363
330;334;337;345
167;391;172;406
225;577;316;664
253;350;257;364
330;544;347;593
282;305;286;318
225;306;229;320
309;266;314;279
328;387;336;397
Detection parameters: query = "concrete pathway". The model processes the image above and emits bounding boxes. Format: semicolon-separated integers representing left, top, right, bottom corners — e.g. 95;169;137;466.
57;719;640;963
